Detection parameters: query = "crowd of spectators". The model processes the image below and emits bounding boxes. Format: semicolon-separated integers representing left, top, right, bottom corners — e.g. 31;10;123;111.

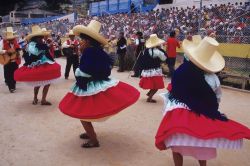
1;2;249;44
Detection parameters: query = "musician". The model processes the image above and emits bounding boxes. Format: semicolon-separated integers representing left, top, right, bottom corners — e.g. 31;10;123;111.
42;28;55;58
1;27;21;93
62;30;79;79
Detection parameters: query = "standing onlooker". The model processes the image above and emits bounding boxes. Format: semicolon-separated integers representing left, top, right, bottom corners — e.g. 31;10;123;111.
131;31;145;77
116;32;127;72
165;31;180;78
2;27;21;93
62;30;79;79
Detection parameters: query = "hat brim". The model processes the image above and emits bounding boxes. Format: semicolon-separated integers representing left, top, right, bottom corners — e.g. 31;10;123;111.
182;39;201;53
43;30;52;36
73;25;108;45
25;32;45;41
6;35;18;40
145;39;165;48
185;46;225;73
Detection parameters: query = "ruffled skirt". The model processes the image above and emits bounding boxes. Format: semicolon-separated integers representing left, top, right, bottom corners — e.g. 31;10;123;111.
139;68;165;89
155;108;250;159
14;63;61;86
59;80;140;121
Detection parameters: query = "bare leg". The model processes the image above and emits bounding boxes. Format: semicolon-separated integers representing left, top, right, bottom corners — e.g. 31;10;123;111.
80;120;99;147
172;152;183;166
80;121;98;142
147;89;158;102
33;86;40;104
146;90;151;96
198;160;207;166
41;84;51;105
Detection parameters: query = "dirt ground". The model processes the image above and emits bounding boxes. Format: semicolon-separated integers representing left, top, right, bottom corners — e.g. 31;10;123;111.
0;58;250;166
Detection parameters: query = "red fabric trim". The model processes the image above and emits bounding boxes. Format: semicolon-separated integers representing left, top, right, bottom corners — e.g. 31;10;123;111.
139;76;165;89
59;82;140;119
155;108;250;150
14;63;61;81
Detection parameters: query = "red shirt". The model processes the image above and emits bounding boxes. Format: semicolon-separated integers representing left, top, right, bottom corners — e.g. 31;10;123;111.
165;37;180;58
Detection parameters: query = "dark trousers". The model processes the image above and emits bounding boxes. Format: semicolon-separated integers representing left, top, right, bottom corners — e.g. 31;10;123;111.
133;61;142;77
133;51;142;77
4;62;18;90
118;52;125;71
64;55;79;78
167;57;176;77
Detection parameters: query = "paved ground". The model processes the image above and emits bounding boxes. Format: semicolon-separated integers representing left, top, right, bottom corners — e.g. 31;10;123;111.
0;58;250;166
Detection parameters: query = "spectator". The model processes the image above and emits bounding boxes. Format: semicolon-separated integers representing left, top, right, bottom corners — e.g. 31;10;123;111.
116;32;127;72
131;31;145;77
165;31;180;78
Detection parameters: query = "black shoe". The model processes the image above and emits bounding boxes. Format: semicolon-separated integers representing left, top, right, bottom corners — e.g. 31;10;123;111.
79;133;90;139
9;89;16;93
65;77;68;80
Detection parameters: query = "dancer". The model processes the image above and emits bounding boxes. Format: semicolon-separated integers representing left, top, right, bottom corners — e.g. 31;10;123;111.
139;34;166;103
155;36;250;166
59;20;140;148
14;25;61;105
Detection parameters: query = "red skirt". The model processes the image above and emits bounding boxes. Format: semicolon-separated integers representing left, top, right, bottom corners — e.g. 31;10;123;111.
14;63;61;82
155;108;250;150
59;82;140;119
139;76;165;89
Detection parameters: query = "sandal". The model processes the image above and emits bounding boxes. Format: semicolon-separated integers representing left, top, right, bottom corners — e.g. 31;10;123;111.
147;99;157;103
41;101;52;105
32;99;38;105
81;141;100;148
79;133;90;139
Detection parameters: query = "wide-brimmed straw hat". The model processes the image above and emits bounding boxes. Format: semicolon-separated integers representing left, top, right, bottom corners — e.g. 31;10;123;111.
67;30;75;37
145;34;165;48
5;27;18;40
182;35;202;52
41;28;52;36
184;36;225;73
73;20;108;45
26;25;47;40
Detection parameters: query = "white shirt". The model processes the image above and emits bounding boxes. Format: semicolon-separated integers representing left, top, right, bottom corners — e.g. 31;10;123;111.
148;48;167;61
0;40;6;54
204;73;222;103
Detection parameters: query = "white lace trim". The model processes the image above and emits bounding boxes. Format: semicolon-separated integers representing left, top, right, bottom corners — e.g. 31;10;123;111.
141;68;163;77
164;133;243;149
71;79;119;96
25;78;60;87
159;92;190;116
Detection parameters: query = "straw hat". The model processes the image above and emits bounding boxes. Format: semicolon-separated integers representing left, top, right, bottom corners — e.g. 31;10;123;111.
182;35;202;52
184;36;225;73
73;20;108;45
68;30;75;36
26;25;46;40
5;27;18;40
41;28;52;36
145;34;165;48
